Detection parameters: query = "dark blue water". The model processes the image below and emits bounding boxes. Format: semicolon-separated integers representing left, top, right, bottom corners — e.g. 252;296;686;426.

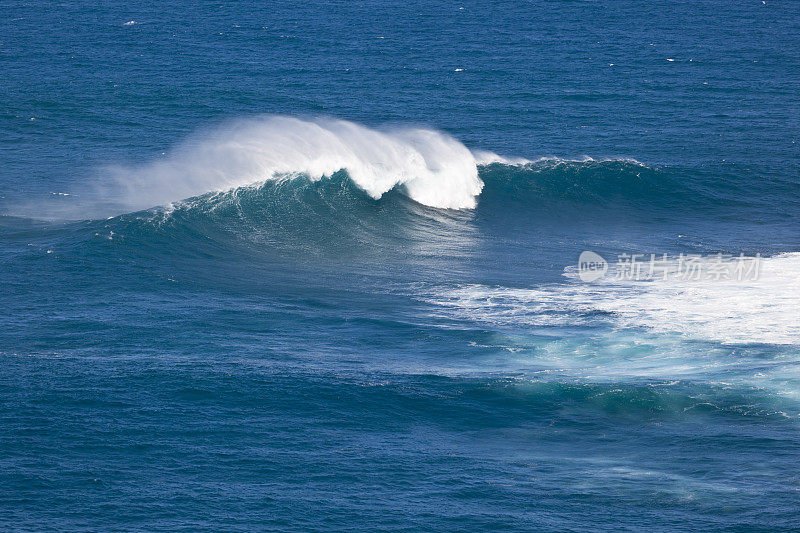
2;1;800;530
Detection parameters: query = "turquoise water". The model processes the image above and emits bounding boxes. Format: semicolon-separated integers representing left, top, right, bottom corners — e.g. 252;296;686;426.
2;1;800;530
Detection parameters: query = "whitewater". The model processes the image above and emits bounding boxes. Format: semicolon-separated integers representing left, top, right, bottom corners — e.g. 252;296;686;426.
67;116;496;216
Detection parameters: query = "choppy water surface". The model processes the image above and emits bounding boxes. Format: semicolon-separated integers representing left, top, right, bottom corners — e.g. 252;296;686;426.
2;1;799;530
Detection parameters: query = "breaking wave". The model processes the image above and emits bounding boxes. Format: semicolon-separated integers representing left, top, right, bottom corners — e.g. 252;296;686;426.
80;116;485;216
6;115;797;228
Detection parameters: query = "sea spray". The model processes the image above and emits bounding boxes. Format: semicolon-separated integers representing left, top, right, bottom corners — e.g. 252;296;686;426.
97;116;485;215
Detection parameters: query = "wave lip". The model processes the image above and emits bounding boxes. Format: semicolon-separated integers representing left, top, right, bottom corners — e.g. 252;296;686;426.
96;116;484;215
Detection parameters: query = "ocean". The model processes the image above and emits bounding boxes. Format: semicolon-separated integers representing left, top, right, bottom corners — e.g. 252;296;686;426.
2;0;800;530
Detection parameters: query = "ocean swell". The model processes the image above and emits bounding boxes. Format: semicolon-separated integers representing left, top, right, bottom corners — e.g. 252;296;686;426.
9;115;787;225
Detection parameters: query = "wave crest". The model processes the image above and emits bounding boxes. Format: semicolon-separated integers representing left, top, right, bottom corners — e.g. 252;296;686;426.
99;116;484;214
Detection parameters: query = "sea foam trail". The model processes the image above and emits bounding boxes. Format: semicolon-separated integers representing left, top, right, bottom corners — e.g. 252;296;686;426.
94;116;486;214
425;253;800;346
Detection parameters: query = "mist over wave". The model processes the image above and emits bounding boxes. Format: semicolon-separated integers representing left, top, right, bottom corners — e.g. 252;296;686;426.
69;116;489;217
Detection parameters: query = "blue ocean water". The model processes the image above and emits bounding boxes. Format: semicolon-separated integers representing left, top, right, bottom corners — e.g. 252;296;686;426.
2;0;800;530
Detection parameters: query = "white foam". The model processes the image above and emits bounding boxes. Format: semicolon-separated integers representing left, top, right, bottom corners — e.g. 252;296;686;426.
585;253;800;345
424;253;800;346
94;116;484;213
471;149;532;166
470;151;646;167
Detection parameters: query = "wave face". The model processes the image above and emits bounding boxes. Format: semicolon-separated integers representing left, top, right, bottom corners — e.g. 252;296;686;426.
11;114;800;230
16;117;799;227
77;116;485;216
